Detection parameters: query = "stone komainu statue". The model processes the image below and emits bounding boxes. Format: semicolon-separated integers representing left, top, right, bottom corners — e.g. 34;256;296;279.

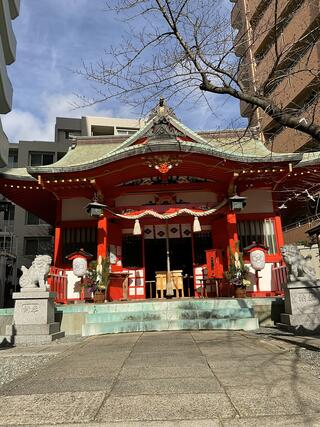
281;245;317;283
19;255;52;290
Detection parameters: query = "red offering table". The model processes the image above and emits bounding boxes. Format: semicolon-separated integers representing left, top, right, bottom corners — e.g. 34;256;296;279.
108;272;129;301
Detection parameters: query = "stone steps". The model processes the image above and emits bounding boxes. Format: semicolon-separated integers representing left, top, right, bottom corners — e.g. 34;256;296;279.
85;299;253;313
85;308;254;323
83;318;259;336
82;299;259;336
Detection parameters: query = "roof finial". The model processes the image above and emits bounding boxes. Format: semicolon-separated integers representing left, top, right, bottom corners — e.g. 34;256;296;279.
148;97;177;121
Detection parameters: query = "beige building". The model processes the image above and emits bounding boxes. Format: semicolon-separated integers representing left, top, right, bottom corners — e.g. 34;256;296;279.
0;0;20;166
231;0;320;152
2;115;143;271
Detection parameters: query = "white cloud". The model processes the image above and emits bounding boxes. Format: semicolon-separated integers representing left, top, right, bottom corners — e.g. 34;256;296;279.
1;92;137;143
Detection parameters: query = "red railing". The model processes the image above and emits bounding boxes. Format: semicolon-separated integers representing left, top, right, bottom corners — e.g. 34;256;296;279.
48;267;68;304
271;265;288;292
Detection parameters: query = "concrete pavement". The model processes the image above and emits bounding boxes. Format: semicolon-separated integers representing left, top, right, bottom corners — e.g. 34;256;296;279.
0;330;320;425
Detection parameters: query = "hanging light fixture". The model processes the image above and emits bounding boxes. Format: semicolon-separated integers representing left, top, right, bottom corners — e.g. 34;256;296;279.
193;216;201;232
85;200;107;218
85;193;107;218
133;219;142;235
228;194;247;211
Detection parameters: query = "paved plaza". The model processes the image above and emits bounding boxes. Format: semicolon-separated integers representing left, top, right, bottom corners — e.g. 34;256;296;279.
0;330;320;425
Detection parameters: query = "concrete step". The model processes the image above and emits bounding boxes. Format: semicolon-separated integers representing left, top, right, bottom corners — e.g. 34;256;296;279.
13;331;65;345
82;317;259;336
6;322;61;336
85;308;254;323
88;299;255;314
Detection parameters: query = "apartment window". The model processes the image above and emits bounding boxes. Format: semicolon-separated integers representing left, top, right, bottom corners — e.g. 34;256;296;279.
116;128;139;135
29;152;54;166
254;0;305;64
24;237;53;256
8;149;18;167
26;211;47;225
237;219;277;254
0;200;15;221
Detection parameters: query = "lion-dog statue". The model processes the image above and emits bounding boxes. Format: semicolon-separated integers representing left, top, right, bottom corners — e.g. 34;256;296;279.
19;255;52;290
281;245;317;283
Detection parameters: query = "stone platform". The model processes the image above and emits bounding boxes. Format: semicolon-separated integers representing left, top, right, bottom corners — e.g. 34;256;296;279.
75;299;260;336
279;280;320;334
6;290;65;345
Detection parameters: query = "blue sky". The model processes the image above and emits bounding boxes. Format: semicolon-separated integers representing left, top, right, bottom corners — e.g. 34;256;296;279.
2;0;246;143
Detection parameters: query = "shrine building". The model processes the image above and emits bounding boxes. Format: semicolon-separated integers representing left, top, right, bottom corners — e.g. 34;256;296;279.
1;99;320;302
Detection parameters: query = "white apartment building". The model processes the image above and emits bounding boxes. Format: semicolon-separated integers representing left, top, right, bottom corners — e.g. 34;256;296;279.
0;0;20;166
0;0;19;307
3;115;143;274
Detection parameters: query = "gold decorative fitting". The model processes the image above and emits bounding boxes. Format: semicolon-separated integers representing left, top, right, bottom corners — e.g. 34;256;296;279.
143;155;182;174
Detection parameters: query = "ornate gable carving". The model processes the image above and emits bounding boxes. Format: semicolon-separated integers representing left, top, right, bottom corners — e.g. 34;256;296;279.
147;116;183;141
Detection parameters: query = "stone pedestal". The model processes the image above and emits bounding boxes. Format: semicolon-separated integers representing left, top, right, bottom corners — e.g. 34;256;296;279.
6;290;65;345
280;280;320;334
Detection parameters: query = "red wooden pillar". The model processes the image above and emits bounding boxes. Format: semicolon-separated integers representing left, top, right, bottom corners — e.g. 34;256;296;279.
274;215;284;252
97;215;108;257
226;211;239;254
53;199;62;267
226;211;239;297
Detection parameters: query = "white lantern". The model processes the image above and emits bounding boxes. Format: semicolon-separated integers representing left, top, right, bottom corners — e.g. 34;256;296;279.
72;257;88;277
250;249;266;271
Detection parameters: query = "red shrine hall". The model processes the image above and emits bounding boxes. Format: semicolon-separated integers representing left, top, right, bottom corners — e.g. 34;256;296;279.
1;100;319;301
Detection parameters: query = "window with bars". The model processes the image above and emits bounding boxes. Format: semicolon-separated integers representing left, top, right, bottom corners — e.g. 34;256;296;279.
237;219;277;254
26;211;47;225
62;226;97;261
24;237;53;256
193;231;213;265
29;152;54;166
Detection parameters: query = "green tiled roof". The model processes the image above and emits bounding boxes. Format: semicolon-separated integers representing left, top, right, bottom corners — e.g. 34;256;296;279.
1;104;320;180
51;141;121;168
0;167;36;181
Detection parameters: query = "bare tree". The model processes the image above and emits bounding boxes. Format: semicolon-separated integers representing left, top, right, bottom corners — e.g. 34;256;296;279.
78;0;320;143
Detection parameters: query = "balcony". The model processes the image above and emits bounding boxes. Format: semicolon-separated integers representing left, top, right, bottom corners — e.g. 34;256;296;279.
252;0;287;55
240;99;255;118
9;0;20;20
0;119;9;166
264;102;320;152
0;0;17;65
0;218;14;233
0;37;13;113
255;1;320;87
262;45;320;129
234;29;249;56
231;0;242;30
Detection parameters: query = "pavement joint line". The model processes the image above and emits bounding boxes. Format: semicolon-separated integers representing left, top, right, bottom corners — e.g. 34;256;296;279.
92;332;143;422
0;337;93;394
189;331;240;421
